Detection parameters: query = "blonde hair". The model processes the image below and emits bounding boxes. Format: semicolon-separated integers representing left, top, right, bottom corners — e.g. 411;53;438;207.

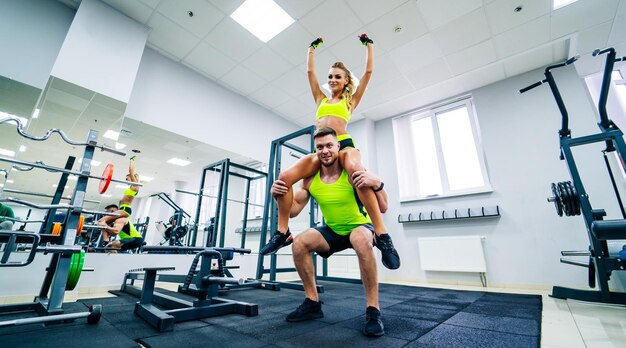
331;62;354;105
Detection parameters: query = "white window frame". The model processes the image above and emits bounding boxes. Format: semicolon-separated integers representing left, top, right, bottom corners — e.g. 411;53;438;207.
393;96;493;202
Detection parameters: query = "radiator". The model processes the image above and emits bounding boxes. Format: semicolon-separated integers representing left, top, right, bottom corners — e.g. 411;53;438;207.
418;236;486;273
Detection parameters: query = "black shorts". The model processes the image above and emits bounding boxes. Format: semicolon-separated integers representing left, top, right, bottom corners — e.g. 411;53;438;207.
120;237;143;250
339;137;355;150
314;224;374;258
120;205;132;216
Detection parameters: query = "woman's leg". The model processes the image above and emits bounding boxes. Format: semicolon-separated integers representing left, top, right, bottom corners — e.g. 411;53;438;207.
261;154;321;255
340;149;400;270
276;154;321;233
339;149;387;235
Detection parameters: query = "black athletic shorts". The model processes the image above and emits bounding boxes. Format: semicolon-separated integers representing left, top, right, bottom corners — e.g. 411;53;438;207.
339;137;355;150
314;224;375;258
120;237;143;251
120;205;132;216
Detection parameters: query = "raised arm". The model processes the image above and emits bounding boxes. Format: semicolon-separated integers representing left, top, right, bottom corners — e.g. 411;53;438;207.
307;37;326;104
350;34;374;111
128;157;138;183
128;156;140;192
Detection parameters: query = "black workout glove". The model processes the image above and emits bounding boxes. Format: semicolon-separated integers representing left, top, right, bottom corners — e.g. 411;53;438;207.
310;37;323;49
358;33;373;46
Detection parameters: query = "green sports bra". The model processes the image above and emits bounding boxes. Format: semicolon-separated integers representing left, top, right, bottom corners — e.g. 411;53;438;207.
315;98;351;122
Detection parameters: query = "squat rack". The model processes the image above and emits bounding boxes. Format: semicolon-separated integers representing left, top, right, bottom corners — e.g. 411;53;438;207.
0;117;135;326
188;158;268;249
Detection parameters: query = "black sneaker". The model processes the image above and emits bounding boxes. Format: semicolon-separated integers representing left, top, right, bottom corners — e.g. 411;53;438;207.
363;306;384;337
375;233;400;270
286;298;323;322
260;229;293;255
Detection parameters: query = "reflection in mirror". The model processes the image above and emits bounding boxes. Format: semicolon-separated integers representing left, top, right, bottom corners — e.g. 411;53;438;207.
0;75;42;194
0;75;127;234
114;118;265;249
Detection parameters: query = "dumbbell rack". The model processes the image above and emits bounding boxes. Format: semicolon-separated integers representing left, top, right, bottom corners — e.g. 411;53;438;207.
0;118;126;327
521;48;626;305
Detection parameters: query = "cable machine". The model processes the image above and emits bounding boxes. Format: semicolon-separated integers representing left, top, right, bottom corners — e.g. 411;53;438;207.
520;48;626;305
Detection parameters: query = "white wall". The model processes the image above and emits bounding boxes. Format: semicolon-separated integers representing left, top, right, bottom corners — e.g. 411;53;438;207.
51;0;149;103
0;0;74;89
125;48;300;163
372;64;626;289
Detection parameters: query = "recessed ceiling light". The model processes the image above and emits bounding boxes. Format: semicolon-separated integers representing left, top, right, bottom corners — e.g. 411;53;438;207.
230;0;294;43
553;0;578;10
115;184;129;189
103;130;120;141
115;142;126;150
138;175;154;182
167;157;192;167
32;108;40;118
6;179;14;184
67;176;77;181
0;148;16;157
18;145;26;152
100;193;112;198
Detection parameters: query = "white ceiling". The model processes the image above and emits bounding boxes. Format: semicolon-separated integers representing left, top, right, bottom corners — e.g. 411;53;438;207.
60;0;626;126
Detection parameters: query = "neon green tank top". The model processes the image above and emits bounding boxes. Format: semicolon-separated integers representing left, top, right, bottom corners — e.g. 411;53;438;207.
315;98;351;122
119;220;142;239
308;170;370;235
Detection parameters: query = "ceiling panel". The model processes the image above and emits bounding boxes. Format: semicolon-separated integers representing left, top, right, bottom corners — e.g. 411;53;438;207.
102;0;153;24
446;40;498;76
156;0;223;38
203;18;263;62
418;0;483;30
551;0;620;39
608;14;626;46
218;65;266;96
299;0;364;42
241;47;294;82
431;8;491;55
365;1;429;55
267;23;314;66
183;42;238;79
51;0;626;131
484;0;551;35
146;12;200;60
494;15;551;59
344;0;408;24
575;22;613;55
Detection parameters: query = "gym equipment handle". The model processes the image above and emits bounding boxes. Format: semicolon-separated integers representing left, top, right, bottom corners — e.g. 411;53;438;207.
519;80;546;94
0;117;126;156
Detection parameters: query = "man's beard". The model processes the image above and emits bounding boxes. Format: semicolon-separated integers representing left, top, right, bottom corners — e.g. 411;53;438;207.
320;156;337;167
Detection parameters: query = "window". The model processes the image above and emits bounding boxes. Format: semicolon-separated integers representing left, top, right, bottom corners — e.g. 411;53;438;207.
393;97;492;201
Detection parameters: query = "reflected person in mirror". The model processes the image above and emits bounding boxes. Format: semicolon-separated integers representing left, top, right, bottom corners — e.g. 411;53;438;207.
98;156;140;225
0;202;15;231
98;204;143;253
